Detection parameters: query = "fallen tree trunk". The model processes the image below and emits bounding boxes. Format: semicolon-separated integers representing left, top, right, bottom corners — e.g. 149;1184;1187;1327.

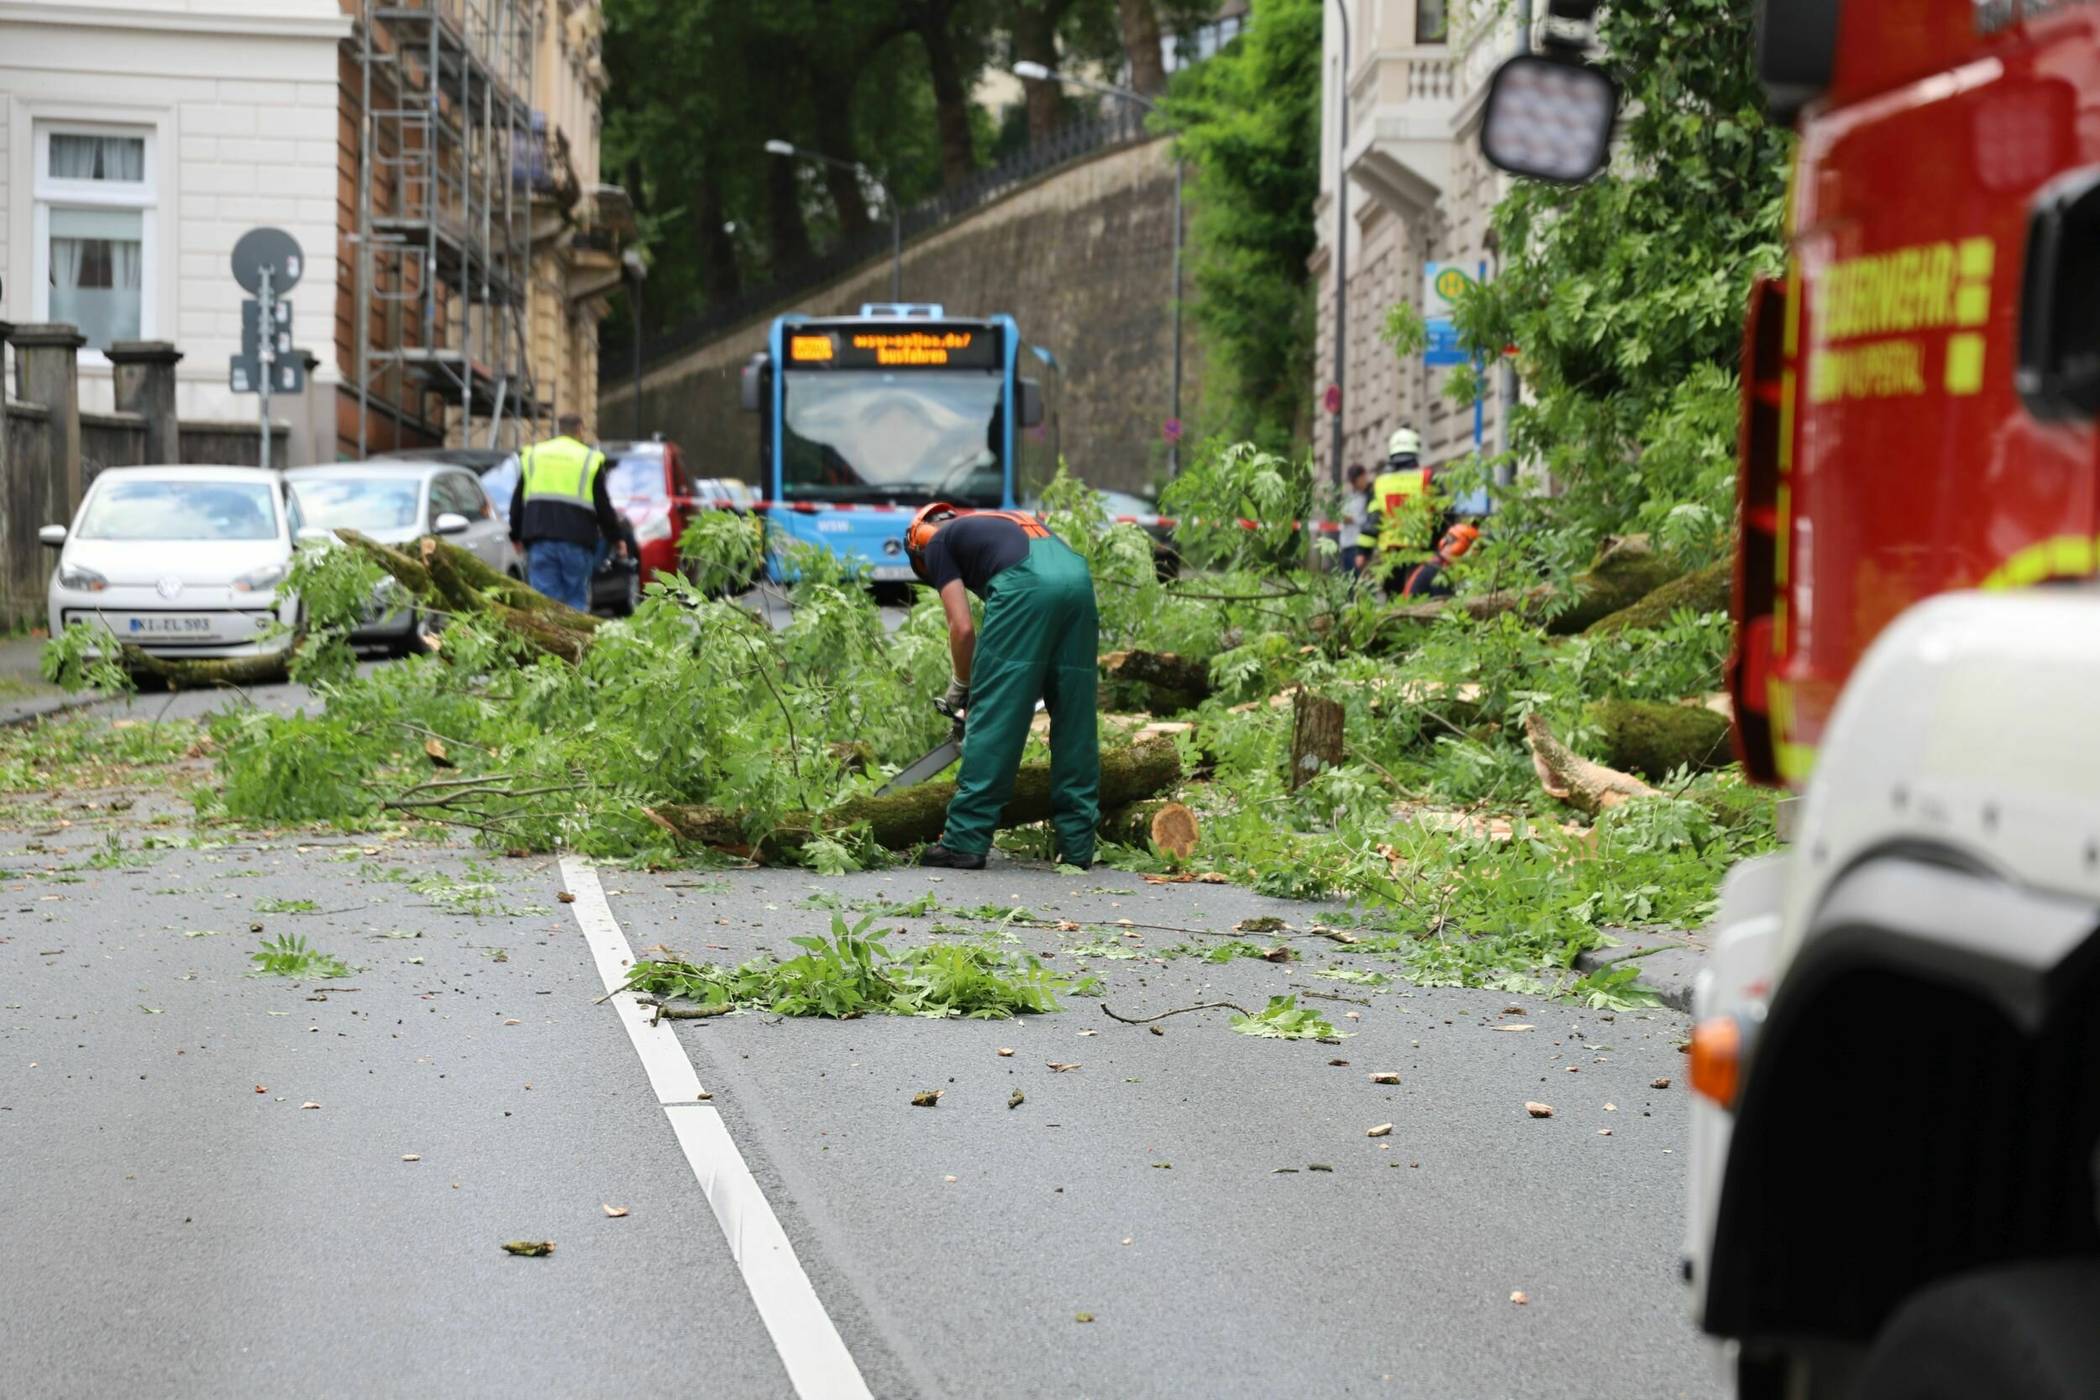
1378;535;1683;638
1098;799;1200;858
649;735;1183;862
1101;649;1211;712
1584;698;1733;779
123;644;290;688
338;530;600;662
1582;556;1732;635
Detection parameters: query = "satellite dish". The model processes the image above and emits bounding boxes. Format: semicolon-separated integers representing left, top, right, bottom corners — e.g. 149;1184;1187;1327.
231;227;304;294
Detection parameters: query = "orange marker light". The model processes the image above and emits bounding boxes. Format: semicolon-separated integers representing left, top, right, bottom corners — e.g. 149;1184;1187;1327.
1689;1016;1743;1108
789;334;834;363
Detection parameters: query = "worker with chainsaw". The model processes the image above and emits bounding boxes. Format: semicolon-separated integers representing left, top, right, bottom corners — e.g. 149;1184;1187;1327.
905;503;1100;871
1365;427;1444;597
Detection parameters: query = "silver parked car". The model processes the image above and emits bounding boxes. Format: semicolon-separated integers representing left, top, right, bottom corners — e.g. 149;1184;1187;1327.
285;460;520;653
41;465;303;660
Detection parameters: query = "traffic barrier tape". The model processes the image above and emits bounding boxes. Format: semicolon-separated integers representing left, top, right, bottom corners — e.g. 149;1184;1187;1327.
708;499;1347;535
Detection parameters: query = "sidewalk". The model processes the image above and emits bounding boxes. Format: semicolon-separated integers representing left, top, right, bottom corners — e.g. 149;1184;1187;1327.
0;632;87;727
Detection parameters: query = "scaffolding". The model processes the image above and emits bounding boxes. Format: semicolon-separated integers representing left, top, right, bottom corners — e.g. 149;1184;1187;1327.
354;0;541;455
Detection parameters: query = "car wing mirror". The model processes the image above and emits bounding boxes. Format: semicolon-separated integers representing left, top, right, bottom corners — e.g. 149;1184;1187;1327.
740;353;768;412
1480;53;1618;185
433;512;472;536
38;524;67;547
1018;377;1045;429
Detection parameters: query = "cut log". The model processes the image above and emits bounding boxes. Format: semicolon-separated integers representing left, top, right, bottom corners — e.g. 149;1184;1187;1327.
1583;698;1733;779
1099;799;1200;859
1101;649;1211;712
1288;689;1345;789
123;645;289;689
649;735;1183;862
1583;556;1732;634
1523;713;1655;817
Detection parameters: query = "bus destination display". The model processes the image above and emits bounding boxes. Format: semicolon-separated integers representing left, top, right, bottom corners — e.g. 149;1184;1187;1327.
787;324;1000;370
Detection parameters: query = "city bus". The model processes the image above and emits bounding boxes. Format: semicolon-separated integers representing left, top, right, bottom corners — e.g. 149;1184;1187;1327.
739;304;1054;582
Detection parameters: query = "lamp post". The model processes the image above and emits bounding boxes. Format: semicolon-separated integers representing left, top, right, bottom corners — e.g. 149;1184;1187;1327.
621;247;647;438
763;139;901;302
1013;61;1185;476
1327;0;1350;494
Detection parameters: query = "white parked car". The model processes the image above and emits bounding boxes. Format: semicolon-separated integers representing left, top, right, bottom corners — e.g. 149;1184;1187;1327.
42;465;302;660
285;460;520;652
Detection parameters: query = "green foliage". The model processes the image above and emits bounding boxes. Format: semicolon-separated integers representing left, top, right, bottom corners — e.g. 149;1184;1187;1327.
40;621;135;696
255;897;320;914
248;933;352;980
1445;0;1790;578
620;912;1088;1019
279;541;386;688
1162;0;1322;448
1159;440;1318;572
1231;994;1340;1040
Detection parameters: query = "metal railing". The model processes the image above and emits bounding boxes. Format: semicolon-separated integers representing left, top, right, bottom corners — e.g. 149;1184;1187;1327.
601;104;1153;383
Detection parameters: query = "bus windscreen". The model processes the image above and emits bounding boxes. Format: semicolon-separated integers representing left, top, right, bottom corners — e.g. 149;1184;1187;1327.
780;369;1005;507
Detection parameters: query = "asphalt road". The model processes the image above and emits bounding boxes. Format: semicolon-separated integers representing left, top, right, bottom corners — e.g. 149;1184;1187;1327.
0;677;1723;1399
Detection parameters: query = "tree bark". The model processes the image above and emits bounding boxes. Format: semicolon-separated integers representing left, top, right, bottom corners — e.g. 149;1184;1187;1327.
912;0;977;189
1378;535;1683;638
123;646;290;689
766;152;815;266
1101;648;1210;711
1288;689;1345;790
649;735;1182;861
810;82;873;236
1523;713;1656;817
337;531;600;663
694;154;742;305
1116;0;1168;97
1099;798;1199;857
1013;0;1067;145
1582;556;1733;635
1583;699;1733;780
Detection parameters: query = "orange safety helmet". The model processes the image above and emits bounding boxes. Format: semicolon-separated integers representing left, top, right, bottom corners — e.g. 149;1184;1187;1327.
904;502;962;581
1438;521;1481;561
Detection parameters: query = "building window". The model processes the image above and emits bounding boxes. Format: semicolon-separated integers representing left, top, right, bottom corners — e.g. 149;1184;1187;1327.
1417;0;1449;43
34;125;155;350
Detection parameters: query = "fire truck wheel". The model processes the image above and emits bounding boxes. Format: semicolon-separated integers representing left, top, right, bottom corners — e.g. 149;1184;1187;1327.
1853;1261;2100;1400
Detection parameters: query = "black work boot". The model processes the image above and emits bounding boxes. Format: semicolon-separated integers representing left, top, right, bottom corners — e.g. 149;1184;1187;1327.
1054;853;1093;871
918;843;986;870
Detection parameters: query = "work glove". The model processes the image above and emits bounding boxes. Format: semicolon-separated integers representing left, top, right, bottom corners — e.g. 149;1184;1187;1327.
942;675;969;715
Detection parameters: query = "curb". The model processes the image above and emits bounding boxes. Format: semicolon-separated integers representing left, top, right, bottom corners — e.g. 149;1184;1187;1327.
1574;930;1702;1014
0;692;96;729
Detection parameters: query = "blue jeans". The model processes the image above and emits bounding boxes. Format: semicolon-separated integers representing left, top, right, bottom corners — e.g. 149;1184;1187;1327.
527;539;594;612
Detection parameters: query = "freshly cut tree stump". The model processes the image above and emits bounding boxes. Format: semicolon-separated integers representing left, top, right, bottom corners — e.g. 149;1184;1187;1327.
1288;689;1346;790
1101;649;1211;712
1099;800;1200;858
649;736;1183;862
1523;713;1656;816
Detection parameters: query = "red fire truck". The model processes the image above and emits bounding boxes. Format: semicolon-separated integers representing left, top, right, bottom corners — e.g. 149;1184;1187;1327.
1484;3;2100;1395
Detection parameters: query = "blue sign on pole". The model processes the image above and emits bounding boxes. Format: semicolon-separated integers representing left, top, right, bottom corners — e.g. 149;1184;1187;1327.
1422;261;1474;368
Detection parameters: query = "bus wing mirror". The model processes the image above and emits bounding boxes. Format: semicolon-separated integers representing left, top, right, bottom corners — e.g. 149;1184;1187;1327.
740;354;768;412
2018;166;2100;422
1479;53;1617;185
1018;377;1045;429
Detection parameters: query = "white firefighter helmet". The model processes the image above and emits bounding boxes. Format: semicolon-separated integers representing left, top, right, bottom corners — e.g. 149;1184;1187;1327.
1387;427;1422;459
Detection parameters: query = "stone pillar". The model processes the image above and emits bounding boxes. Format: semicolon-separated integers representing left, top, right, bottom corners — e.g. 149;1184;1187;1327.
9;324;86;514
107;340;185;464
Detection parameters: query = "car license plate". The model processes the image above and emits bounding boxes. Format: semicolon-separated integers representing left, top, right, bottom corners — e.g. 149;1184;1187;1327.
115;613;228;640
870;564;916;582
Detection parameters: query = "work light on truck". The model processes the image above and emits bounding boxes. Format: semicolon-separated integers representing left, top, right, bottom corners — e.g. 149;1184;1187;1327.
1480;54;1618;185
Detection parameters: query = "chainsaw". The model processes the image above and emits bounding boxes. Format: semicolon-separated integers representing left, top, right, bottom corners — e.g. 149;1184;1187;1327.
876;699;966;796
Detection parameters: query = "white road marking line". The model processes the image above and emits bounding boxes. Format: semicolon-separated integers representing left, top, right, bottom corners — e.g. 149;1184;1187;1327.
560;855;873;1400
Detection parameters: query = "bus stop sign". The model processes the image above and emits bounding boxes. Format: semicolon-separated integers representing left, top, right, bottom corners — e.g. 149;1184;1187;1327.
231;227;303;295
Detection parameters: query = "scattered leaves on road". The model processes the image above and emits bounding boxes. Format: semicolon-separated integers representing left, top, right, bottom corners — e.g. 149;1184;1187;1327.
401;1154;421;1162
911;1089;944;1107
1046;1061;1081;1073
1369;1071;1402;1085
1651;1077;1672;1089
1510;1291;1530;1306
1074;1312;1095;1323
501;1240;554;1257
300;1101;320;1110
602;1203;628;1218
1366;1123;1393;1138
557;891;576;904
997;1047;1014;1056
1525;1102;1555;1118
1008;1089;1025;1110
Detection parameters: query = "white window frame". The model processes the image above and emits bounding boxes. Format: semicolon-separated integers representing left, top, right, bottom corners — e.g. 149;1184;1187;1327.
30;120;159;354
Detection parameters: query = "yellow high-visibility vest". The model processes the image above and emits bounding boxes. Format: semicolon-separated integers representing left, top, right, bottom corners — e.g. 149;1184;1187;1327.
520;436;607;511
1373;466;1435;560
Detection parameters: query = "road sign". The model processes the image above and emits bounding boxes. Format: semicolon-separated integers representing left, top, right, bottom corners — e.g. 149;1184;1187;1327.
229;350;306;395
1162;418;1183;444
1423;262;1476;368
229;355;259;393
241;298;293;358
1323;383;1342;415
231;227;303;295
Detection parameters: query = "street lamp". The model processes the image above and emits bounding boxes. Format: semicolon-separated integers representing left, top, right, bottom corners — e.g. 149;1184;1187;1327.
1014;62;1186;476
763;139;901;302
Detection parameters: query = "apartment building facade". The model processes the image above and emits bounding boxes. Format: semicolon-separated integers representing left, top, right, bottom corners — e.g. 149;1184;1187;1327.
0;0;618;465
1312;0;1519;483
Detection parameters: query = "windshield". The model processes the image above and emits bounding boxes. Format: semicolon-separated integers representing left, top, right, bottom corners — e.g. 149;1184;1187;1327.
77;479;279;541
781;370;1005;506
291;477;422;531
604;455;666;505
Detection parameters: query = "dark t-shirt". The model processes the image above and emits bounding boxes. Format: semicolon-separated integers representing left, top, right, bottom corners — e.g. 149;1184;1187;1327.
923;514;1029;598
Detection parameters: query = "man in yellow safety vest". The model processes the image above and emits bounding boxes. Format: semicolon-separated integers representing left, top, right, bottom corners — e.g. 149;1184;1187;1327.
1367;427;1440;597
508;413;626;611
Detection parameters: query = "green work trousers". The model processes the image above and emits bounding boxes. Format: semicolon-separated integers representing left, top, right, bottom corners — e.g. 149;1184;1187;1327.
940;536;1100;862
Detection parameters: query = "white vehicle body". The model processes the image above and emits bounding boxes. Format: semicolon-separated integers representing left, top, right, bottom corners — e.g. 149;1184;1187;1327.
285;460;519;646
1686;587;2100;1388
44;465;301;659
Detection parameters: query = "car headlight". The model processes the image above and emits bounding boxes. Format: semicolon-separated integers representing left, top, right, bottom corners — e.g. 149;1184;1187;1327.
58;564;108;593
232;563;290;594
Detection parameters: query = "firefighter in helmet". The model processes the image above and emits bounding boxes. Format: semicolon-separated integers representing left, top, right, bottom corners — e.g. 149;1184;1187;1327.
903;503;1101;870
1366;427;1441;597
